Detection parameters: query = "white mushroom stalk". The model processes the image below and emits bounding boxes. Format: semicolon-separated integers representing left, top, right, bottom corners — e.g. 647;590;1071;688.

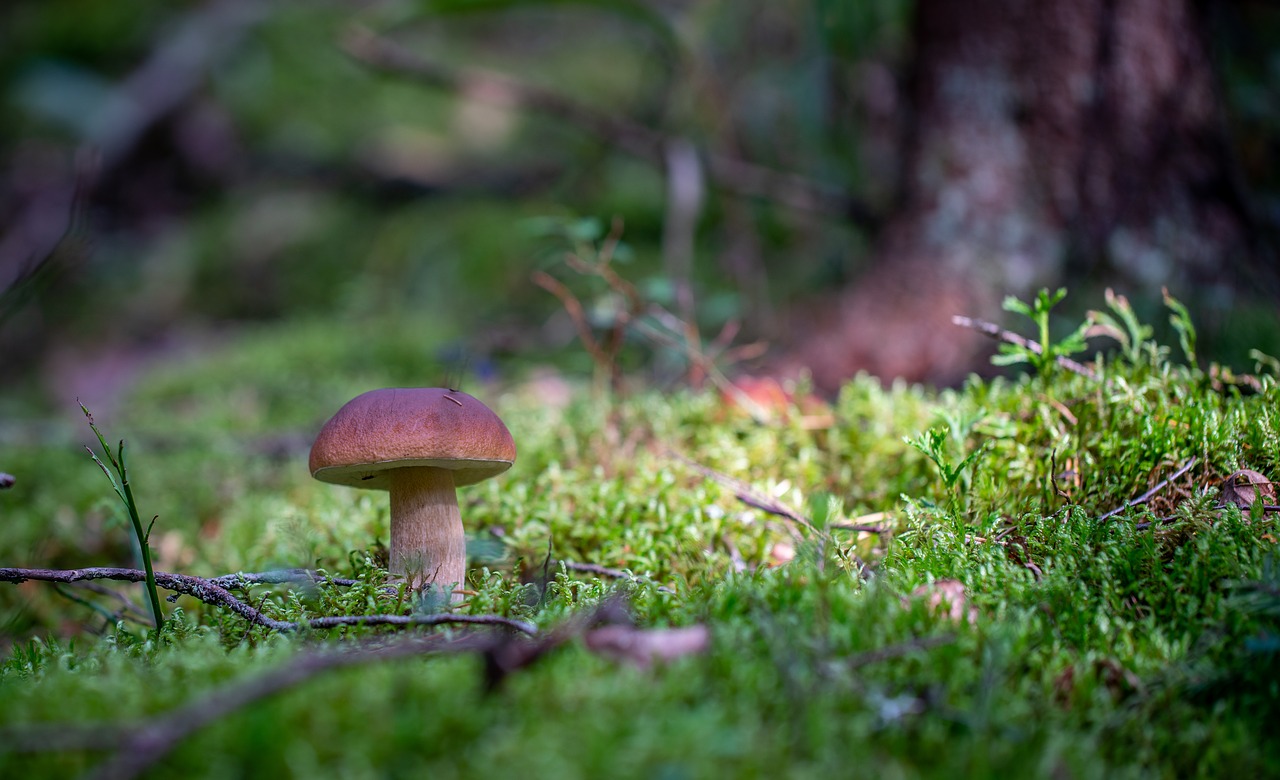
388;467;465;591
309;388;517;601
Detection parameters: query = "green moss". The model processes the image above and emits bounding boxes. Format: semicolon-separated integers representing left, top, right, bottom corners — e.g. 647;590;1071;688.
3;298;1280;777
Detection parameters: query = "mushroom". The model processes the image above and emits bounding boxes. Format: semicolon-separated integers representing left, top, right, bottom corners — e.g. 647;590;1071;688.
309;388;516;597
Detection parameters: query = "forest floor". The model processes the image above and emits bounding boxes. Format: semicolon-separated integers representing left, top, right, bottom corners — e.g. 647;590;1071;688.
1;291;1278;778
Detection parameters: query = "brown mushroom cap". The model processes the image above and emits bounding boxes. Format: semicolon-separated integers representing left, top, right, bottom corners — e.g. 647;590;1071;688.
309;388;516;489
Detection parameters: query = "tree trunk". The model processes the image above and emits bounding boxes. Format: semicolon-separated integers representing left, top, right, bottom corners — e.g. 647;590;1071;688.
788;0;1259;392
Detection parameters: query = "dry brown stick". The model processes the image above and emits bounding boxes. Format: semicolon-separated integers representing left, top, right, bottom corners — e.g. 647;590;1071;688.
669;452;816;535
670;453;872;577
339;25;873;225
300;613;535;633
8;601;640;778
208;569;360;589
829;523;893;534
0;567;537;636
1095;457;1200;522
1133;504;1280;531
951;315;1097;379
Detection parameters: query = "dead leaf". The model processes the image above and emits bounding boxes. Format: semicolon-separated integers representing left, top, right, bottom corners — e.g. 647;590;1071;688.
584;624;711;669
1220;469;1275;512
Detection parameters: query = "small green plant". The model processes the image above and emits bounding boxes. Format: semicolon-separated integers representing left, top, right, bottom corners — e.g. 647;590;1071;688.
80;403;165;631
1164;287;1197;365
907;426;987;498
1088;288;1158;366
994;287;1090;377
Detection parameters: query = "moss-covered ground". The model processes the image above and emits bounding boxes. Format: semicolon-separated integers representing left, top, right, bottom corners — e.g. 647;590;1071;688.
2;295;1279;778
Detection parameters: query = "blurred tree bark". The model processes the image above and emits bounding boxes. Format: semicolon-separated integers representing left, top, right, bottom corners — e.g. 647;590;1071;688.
789;0;1263;390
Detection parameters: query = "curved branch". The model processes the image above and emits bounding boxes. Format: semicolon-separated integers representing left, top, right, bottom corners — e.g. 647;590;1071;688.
208;569;360;589
0;567;537;636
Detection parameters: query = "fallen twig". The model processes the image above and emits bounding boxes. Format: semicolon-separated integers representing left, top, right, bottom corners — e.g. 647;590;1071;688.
951;315;1097;379
1096;457;1199;522
0;567;536;636
208;569;360;589
669;452;870;577
830;522;893;534
1133;505;1280;531
2;593;697;778
669;452;816;535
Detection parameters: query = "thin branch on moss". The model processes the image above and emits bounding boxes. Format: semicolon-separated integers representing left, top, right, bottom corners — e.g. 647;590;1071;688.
1096;457;1199;522
0;567;536;636
830;523;892;534
670;452;817;535
951;315;1097;378
301;613;535;633
6;600;641;777
208;569;360;589
670;452;870;577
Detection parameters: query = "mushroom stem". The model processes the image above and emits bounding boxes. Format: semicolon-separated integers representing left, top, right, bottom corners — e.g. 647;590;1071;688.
388;467;466;598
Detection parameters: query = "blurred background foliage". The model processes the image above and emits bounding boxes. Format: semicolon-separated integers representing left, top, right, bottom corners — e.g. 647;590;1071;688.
1;0;1278;411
